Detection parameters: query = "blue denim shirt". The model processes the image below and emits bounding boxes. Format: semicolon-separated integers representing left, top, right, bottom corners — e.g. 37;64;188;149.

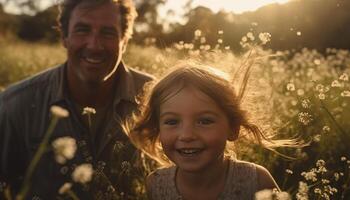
0;63;153;199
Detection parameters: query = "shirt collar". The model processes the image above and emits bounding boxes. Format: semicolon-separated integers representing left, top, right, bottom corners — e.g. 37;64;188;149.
50;61;137;107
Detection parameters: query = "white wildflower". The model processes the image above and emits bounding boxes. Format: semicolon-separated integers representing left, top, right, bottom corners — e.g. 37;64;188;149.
314;188;321;194
315;84;324;92
301;99;310;108
298;112;312;125
297;89;305;96
339;73;349;81
314;59;321;65
321;179;330;184
247;32;255;41
334;173;340;181
217;39;223;44
50;105;69;118
313;134;321;142
322;126;330;132
341;90;350;97
58;182;72;195
287;83;295;91
286;169;293;174
72;164;93;184
276;192;291;200
301;171;317;182
341;156;347;161
52;137;77;164
259;32;271;44
218;30;224;34
200;37;206;44
331;80;341;87
296;181;309;200
82;107;96;115
194;29;202;37
316;160;325;167
318;93;325;100
255;189;272;200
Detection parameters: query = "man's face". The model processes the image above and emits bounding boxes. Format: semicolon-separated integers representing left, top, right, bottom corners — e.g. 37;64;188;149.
63;1;127;84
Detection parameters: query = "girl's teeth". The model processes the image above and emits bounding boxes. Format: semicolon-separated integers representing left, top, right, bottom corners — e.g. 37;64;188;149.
179;149;201;154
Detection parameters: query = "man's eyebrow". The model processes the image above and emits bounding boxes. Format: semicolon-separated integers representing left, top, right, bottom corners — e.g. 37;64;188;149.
73;22;89;28
101;26;118;32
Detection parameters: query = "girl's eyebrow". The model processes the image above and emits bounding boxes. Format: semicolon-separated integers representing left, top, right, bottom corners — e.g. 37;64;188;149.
159;111;220;118
159;112;177;118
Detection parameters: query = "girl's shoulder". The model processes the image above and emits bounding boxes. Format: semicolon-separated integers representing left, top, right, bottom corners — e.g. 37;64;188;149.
219;159;259;199
220;159;279;199
146;166;181;200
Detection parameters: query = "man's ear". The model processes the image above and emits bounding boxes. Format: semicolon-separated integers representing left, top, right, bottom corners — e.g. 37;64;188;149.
228;125;240;141
62;36;68;48
121;38;128;53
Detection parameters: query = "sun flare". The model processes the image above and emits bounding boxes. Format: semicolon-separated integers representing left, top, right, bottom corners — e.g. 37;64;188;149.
195;0;292;14
160;0;292;23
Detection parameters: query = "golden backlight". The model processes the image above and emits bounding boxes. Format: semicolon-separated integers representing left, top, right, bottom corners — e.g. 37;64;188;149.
191;0;291;13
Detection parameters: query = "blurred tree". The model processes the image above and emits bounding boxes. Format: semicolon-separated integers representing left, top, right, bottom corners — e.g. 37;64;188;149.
0;3;19;38
17;5;59;42
1;0;41;15
132;0;167;45
163;0;350;52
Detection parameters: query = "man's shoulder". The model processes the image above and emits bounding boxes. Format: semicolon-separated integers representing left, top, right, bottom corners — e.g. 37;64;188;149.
0;64;63;103
128;67;155;83
126;66;155;94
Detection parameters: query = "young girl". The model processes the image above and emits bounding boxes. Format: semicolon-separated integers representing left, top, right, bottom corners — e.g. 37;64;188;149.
125;63;292;200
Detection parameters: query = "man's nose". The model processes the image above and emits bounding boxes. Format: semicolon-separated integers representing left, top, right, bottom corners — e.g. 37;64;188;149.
178;123;197;142
86;34;103;50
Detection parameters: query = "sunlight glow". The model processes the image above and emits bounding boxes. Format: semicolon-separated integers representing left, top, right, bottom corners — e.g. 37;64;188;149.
191;0;292;14
159;0;292;23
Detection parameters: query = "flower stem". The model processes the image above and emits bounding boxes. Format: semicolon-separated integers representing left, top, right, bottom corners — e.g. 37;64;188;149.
16;117;59;200
67;190;80;200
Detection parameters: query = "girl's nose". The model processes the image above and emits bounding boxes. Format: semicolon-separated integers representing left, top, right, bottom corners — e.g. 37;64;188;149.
178;124;197;142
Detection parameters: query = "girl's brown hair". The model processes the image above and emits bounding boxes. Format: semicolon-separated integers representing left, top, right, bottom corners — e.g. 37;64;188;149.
124;62;298;165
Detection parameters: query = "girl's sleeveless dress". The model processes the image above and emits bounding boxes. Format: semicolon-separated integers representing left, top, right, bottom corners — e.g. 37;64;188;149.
147;159;258;200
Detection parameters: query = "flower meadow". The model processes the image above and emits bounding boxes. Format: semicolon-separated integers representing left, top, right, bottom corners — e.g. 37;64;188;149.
0;31;349;199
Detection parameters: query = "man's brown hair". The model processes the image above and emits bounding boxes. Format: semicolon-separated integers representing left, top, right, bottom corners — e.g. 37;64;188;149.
57;0;137;39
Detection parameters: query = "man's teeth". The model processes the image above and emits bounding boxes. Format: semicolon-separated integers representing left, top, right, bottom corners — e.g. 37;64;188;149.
84;57;104;64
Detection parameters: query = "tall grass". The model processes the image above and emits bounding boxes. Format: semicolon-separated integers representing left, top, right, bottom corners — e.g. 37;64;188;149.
1;35;349;199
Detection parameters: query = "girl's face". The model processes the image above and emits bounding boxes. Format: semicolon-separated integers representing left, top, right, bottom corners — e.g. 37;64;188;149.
158;86;235;173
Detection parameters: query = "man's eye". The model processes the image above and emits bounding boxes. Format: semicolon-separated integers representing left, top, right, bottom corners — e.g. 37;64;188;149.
163;119;179;126
198;118;214;125
74;27;89;34
101;29;118;38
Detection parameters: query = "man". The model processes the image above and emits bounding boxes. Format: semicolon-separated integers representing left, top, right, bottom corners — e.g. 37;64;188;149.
0;0;153;199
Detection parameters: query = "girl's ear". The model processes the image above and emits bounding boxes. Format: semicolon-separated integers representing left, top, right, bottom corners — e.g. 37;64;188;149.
228;125;240;141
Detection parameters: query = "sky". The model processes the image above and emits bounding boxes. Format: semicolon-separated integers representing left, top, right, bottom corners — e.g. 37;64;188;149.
3;0;292;18
158;0;292;23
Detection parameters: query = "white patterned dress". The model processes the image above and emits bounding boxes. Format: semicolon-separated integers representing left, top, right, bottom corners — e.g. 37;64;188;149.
147;159;258;200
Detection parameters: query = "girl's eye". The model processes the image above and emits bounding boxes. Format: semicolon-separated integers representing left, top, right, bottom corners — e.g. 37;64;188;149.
198;118;214;125
163;119;179;126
